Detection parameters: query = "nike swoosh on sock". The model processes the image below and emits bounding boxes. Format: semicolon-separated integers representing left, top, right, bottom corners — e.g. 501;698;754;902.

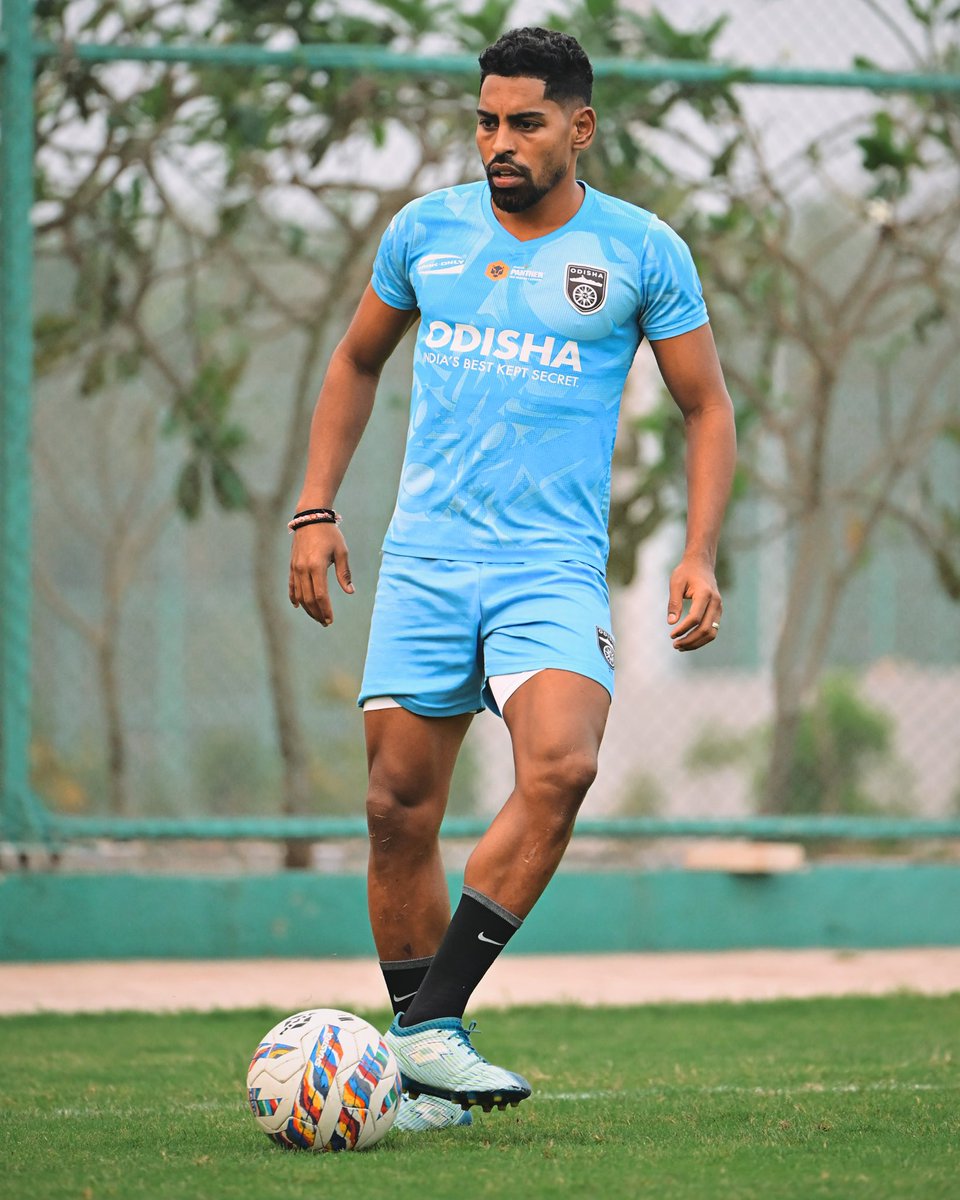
392;990;418;1003
477;932;505;945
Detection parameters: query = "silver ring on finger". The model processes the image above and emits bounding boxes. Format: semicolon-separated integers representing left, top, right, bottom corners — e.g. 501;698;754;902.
711;621;720;630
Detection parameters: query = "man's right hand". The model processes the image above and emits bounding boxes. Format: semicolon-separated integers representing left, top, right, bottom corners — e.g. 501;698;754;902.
288;523;354;626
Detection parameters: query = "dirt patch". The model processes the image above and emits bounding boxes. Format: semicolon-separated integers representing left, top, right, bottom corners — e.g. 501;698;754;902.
2;949;959;1015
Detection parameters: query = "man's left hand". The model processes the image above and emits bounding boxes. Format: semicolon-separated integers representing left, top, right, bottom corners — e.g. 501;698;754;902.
667;555;723;652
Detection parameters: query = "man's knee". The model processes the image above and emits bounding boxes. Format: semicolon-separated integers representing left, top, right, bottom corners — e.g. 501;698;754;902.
364;710;470;855
517;746;599;809
365;771;445;854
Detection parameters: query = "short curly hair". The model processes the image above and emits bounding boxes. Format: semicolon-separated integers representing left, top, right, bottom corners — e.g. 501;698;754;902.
478;27;593;107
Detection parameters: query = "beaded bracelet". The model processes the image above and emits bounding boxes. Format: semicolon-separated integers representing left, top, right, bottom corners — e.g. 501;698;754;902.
288;507;342;532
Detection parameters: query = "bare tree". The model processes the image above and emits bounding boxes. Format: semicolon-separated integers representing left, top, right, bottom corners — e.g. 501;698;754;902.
31;370;175;814
32;0;957;839
33;0;746;853
690;3;960;809
33;0;485;862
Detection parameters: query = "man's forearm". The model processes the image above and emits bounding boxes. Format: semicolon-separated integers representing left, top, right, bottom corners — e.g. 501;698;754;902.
681;399;737;565
296;346;381;510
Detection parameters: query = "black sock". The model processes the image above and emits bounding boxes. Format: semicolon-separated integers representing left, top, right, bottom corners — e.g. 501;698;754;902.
399;887;522;1027
380;956;434;1017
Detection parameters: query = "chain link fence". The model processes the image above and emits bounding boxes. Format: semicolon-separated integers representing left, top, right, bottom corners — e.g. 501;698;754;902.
7;0;959;860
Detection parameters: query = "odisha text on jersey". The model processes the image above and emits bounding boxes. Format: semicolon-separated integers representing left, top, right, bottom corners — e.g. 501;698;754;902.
422;321;582;372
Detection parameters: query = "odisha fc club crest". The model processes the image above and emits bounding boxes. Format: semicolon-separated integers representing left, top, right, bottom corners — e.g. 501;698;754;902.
596;626;616;669
565;263;608;314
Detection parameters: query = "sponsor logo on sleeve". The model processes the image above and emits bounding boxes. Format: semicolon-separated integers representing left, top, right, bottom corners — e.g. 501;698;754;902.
565;263;608;313
418;252;466;275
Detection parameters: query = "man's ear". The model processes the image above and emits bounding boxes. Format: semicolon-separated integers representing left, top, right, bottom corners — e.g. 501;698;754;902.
572;106;597;150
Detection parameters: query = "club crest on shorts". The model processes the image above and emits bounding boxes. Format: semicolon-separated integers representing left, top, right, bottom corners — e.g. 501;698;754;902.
596;626;616;669
565;263;608;314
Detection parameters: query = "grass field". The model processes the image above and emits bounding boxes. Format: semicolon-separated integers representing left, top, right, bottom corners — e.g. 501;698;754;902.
2;996;958;1199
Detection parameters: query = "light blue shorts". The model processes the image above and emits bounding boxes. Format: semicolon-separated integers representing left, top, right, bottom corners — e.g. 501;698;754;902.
358;553;615;718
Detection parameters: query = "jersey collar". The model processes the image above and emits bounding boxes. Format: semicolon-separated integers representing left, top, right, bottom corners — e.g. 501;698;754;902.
480;180;596;246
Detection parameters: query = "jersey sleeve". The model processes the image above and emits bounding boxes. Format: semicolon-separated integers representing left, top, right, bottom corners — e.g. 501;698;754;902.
638;218;709;341
371;203;418;311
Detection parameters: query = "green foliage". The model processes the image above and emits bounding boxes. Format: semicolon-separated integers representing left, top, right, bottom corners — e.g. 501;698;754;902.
164;356;251;520
31;0;744;574
456;0;514;46
584;0;616;20
685;725;754;772
30;734;100;814
618;770;664;817
634;9;729;62
175;459;203;520
192;729;280;815
576;3;738;169
607;397;687;587
33;312;81;372
856;111;924;197
903;0;955;26
306;729;375;818
28;0;960;826
687;674;912;817
779;674;902;815
446;737;480;816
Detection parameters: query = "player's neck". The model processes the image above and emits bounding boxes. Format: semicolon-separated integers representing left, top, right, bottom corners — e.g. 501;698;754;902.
491;178;586;242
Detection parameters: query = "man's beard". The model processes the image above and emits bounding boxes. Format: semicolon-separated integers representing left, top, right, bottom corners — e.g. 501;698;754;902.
487;159;568;213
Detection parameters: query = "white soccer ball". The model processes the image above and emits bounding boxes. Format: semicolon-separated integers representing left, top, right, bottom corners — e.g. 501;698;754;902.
246;1008;402;1151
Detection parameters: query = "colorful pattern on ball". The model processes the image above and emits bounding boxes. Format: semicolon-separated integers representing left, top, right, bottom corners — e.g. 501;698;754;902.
301;1026;345;1148
343;1042;391;1113
248;1041;295;1070
247;1010;401;1153
247;1088;280;1117
328;1041;394;1151
379;1081;401;1118
329;1109;360;1152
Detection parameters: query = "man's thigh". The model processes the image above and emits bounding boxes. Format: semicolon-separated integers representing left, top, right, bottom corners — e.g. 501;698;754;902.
364;705;474;803
500;667;610;772
359;554;485;718
480;559;616;716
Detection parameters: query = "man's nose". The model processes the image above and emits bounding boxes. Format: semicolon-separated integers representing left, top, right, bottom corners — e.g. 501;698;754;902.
489;124;516;158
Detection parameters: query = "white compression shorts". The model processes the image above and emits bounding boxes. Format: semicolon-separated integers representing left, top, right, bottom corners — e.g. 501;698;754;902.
362;670;541;716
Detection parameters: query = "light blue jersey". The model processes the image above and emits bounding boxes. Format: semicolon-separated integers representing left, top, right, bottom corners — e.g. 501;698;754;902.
372;180;708;570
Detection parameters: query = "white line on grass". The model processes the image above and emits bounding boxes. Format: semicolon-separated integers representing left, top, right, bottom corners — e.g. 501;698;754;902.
539;1081;957;1101
43;1101;225;1119
37;1080;958;1119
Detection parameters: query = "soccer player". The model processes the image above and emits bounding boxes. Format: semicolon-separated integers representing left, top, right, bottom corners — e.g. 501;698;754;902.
289;27;736;1131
